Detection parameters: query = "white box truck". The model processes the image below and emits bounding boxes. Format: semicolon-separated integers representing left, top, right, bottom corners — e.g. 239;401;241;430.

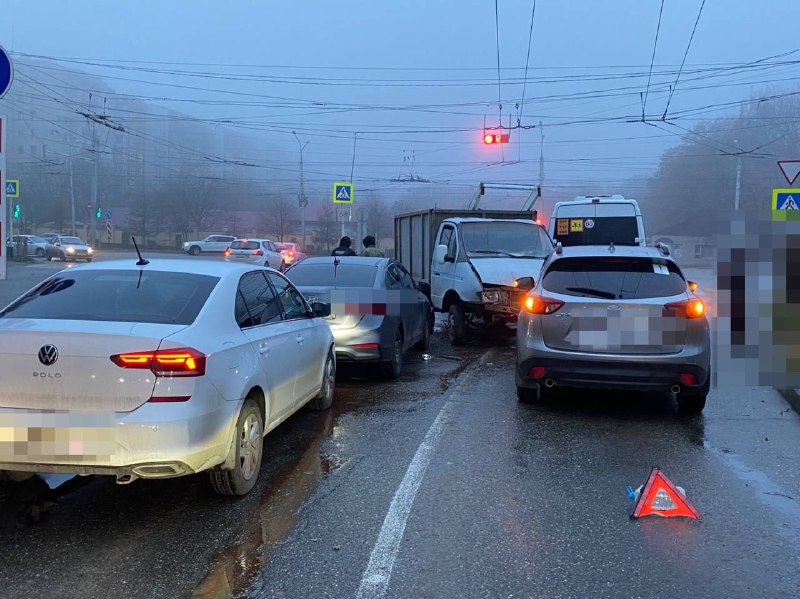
394;208;553;345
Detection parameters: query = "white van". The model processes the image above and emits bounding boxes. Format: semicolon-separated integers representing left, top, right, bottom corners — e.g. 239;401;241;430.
549;195;646;247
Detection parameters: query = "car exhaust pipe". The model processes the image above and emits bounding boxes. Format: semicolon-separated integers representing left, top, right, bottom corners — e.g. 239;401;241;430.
671;384;681;394
544;378;556;388
116;473;139;485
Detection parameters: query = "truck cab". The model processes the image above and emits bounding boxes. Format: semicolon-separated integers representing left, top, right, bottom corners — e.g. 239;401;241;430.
431;217;552;344
549;195;645;247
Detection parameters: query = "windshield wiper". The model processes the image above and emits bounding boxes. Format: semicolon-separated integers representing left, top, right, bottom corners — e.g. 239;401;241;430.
469;249;515;257
564;287;617;299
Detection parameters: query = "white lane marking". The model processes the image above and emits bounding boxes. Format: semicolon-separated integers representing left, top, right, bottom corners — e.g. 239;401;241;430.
355;350;492;599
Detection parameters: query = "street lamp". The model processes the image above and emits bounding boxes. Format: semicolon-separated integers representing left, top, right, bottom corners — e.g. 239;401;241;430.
292;131;310;249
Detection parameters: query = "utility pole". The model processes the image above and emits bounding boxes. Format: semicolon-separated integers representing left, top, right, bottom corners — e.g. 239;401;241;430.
292;131;310;249
88;93;99;245
69;152;76;235
538;121;544;199
734;155;742;211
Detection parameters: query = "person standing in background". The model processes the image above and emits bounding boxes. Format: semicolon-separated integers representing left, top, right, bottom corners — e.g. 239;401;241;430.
360;235;384;257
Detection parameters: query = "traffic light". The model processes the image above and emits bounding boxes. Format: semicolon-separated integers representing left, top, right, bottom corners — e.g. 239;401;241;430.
13;204;20;219
483;131;510;144
96;207;102;219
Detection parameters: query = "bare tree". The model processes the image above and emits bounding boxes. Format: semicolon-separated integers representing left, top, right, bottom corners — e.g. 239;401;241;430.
161;176;220;241
314;200;339;254
261;193;297;241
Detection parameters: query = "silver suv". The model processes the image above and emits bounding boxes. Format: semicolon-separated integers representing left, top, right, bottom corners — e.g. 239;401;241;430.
515;244;710;414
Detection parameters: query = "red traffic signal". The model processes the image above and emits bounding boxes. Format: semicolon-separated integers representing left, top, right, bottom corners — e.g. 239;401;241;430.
483;131;510;144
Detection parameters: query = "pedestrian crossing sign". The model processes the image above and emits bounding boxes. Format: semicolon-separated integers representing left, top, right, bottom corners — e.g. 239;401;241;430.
333;182;353;204
772;188;800;221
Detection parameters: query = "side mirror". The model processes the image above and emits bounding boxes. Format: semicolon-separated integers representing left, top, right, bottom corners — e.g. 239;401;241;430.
310;302;331;318
434;244;448;264
514;276;535;291
688;281;698;293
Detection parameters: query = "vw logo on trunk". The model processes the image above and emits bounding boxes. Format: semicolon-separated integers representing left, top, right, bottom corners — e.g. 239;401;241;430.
38;345;59;366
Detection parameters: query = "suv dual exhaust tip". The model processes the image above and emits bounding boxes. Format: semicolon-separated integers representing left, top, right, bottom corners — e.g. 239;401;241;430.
671;384;681;394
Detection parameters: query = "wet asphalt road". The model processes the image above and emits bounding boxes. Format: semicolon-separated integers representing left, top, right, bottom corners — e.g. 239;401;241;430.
1;259;800;598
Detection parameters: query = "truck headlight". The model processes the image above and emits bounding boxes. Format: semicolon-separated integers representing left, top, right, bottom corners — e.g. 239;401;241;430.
481;290;506;304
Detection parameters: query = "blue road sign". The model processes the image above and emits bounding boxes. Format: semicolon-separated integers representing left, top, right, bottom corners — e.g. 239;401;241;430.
0;45;13;99
772;189;800;211
333;182;353;204
5;180;18;198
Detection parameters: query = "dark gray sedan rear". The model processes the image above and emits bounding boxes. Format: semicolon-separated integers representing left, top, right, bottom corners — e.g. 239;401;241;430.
285;256;433;379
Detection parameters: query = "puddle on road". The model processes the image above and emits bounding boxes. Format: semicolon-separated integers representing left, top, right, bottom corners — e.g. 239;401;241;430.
192;410;343;599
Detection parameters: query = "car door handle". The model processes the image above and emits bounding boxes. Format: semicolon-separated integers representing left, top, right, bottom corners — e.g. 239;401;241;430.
296;335;304;346
259;344;270;355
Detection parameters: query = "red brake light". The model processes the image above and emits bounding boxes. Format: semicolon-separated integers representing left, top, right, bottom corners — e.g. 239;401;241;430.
352;342;379;349
664;299;705;319
522;294;564;314
110;348;206;377
224;248;232;256
529;366;547;379
252;250;264;256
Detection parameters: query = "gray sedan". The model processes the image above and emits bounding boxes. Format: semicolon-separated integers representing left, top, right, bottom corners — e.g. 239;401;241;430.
515;244;710;414
285;256;434;379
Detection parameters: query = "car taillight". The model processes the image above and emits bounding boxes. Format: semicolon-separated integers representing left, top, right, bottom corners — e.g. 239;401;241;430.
664;299;705;319
252;250;264;256
522;294;564;314
224;248;232;256
288;251;294;257
353;342;379;349
110;348;206;377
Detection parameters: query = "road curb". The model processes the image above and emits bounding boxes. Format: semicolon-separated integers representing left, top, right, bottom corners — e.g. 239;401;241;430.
778;388;800;415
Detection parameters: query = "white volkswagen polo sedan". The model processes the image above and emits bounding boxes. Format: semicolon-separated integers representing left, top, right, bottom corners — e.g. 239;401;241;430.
0;259;335;495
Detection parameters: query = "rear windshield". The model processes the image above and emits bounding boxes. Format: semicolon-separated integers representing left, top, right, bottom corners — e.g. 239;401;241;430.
276;243;294;251
0;270;220;325
59;237;84;245
542;257;686;300
461;221;553;258
231;240;261;250
285;263;378;287
553;217;639;246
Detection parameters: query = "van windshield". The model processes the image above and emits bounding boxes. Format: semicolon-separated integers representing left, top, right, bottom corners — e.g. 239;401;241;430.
553;217;639;246
461;222;553;258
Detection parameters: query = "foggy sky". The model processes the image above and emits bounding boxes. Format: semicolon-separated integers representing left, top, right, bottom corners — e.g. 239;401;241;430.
2;0;798;208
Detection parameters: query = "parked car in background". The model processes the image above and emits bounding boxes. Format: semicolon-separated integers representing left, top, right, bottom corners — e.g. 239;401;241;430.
182;235;236;255
549;195;646;247
6;235;48;257
45;235;94;262
0;259;336;496
515;244;710;414
285;256;433;379
276;242;307;267
39;232;66;243
225;238;285;270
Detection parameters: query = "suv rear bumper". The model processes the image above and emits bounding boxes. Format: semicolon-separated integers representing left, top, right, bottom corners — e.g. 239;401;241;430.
516;355;709;392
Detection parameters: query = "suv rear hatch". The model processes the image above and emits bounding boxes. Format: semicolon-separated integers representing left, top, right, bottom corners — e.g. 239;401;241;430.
539;256;690;355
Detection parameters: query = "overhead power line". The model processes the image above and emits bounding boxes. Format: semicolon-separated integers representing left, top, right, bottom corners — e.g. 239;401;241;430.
663;0;707;119
643;0;666;119
519;0;538;124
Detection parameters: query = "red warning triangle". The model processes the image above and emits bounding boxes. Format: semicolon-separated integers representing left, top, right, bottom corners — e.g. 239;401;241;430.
631;467;701;520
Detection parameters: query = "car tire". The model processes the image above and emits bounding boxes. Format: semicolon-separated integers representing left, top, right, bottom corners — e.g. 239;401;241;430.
189;245;201;256
414;313;433;351
381;328;404;379
516;385;538;403
209;397;264;496
60;252;68;262
35;248;45;257
447;303;468;346
46;255;52;261
0;470;35;482
677;393;707;415
308;350;336;411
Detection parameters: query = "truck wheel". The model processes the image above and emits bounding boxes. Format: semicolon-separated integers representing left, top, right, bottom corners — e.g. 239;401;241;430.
447;303;468;346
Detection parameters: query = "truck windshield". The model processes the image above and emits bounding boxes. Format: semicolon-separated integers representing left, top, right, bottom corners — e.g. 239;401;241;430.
461;222;552;259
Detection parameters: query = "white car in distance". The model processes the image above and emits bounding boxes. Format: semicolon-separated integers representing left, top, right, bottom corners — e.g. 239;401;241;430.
225;238;285;271
182;235;237;255
0;259;336;496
